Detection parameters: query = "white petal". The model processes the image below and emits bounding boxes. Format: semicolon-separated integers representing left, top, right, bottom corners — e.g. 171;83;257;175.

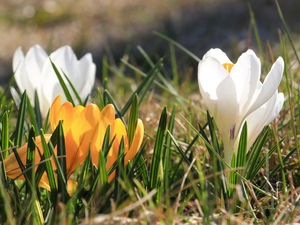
244;90;279;150
247;57;284;115
230;49;260;114
77;53;96;101
202;48;232;64
24;45;48;91
215;75;239;140
13;47;36;103
13;47;25;92
265;92;284;125
198;57;230;115
54;46;81;87
41;46;80;107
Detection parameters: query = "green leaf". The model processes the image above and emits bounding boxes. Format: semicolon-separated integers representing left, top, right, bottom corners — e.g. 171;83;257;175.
1;111;9;158
206;112;229;202
61;70;83;105
39;130;58;207
26;93;39;136
248;5;265;68
236;122;248;172
14;91;27;147
127;139;148;181
103;90;126;126
120;59;188;103
167;130;191;166
83;94;90;107
127;94;138;148
154;31;201;62
97;88;104;110
50;58;75;106
26;126;36;194
114;136;126;202
163;105;176;195
150;107;167;190
137;46;186;110
10;86;21;110
78;146;92;189
180;113;274;199
121;58;163;116
249;139;284;182
34;91;43;132
229;122;247;198
56;121;68;203
43;110;50;133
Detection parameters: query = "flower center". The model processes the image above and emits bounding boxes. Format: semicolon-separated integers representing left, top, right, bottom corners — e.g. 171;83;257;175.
222;63;234;73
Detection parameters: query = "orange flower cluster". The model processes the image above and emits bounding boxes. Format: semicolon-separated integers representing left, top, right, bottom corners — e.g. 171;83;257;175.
4;95;144;191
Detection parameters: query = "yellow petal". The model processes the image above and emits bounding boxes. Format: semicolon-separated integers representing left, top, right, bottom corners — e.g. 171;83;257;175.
97;104;116;150
50;95;62;132
107;119;144;183
50;95;84;134
56;102;77;133
125;119;144;166
39;173;78;196
65;104;100;176
106;138;119;183
5;135;53;180
107;118;130;183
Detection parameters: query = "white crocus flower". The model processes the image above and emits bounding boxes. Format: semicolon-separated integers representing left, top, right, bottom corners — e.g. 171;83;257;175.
198;48;284;165
234;90;284;152
13;45;96;118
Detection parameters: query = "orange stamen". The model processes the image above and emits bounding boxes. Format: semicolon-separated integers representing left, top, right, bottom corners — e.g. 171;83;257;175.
222;63;234;73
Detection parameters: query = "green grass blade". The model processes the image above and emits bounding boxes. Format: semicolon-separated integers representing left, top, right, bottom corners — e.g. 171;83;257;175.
249;139;284;182
97;88;104;110
62;70;83;105
56;121;69;203
275;0;300;65
78;147;92;189
259;145;297;190
43;110;50;132
236;122;248;172
180;113;274;198
14;90;27;147
34;91;42;132
26;94;39;136
150;107;167;191
120;58;163;116
26;127;36;193
206;112;229;202
154;32;201;62
40;130;58;207
163;105;176;195
103;90;126;126
281;33;300;168
10;86;21;110
2;111;9;158
248;4;265;67
127;94;138;148
271;126;286;193
120;59;188;103
114;136;125;202
127;138;148;180
169;43;179;87
50;58;75;107
245;126;270;174
229;122;247;197
167;130;191;166
83;93;90;107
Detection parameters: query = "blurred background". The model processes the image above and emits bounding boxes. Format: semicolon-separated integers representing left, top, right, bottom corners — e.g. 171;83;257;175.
0;0;299;85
